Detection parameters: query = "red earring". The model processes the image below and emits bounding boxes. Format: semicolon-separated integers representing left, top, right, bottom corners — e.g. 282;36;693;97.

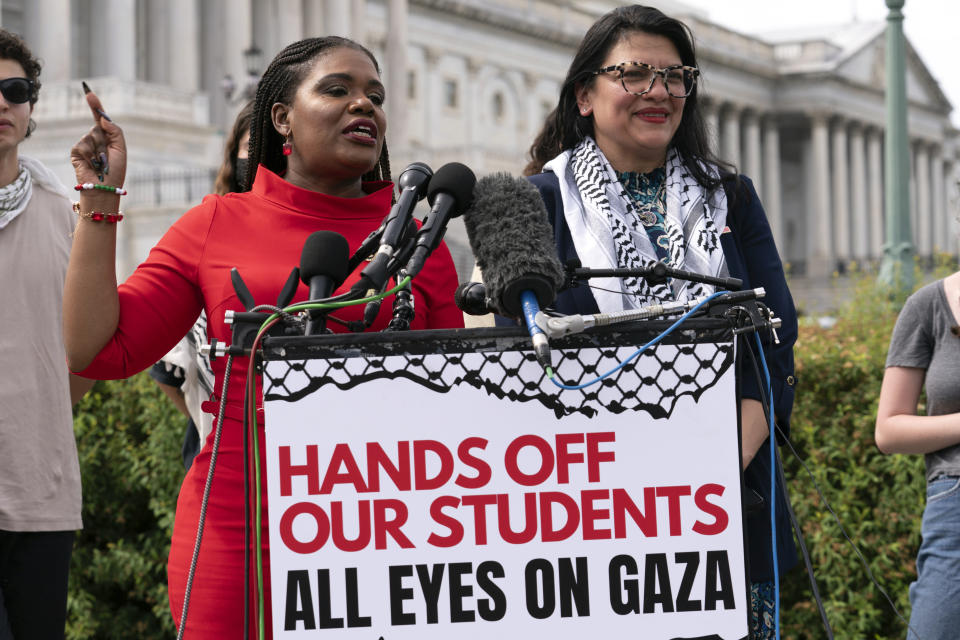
282;139;292;156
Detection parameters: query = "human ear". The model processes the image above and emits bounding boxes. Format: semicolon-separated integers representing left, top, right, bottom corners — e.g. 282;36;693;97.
271;102;292;138
574;83;593;117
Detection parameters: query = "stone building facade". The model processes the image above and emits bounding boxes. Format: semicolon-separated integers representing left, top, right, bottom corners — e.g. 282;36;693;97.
8;0;958;280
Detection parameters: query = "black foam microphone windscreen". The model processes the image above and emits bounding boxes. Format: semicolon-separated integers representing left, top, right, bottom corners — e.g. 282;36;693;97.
463;173;565;318
300;230;350;289
300;230;350;335
425;162;476;211
405;162;477;276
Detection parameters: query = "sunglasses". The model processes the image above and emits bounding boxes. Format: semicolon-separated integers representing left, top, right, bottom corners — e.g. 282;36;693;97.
0;77;34;104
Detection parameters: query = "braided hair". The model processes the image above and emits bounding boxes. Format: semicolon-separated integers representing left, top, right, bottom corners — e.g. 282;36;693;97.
243;36;392;192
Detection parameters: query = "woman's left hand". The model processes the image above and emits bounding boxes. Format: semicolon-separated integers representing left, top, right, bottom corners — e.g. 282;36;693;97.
70;89;127;188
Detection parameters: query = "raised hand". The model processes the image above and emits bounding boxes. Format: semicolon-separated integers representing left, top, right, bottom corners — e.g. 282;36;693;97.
70;84;127;189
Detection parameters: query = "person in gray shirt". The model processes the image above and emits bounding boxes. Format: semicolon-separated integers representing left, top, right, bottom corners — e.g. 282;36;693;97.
0;29;93;640
876;266;960;640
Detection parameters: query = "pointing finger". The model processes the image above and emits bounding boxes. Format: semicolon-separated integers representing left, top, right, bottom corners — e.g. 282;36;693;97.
82;82;112;124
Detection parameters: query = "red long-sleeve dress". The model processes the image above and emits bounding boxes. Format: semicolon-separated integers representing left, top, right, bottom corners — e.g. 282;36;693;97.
77;166;465;637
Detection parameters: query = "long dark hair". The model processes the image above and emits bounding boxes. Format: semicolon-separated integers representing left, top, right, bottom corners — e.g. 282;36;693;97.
214;100;253;195
243;36;392;192
524;5;731;188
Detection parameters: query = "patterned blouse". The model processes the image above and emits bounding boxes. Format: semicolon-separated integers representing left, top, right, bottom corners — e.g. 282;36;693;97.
617;167;670;264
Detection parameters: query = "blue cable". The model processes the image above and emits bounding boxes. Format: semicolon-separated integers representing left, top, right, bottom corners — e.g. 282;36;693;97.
754;331;779;640
547;292;724;390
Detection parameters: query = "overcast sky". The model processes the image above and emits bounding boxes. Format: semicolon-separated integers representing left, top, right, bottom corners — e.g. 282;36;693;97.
677;0;960;126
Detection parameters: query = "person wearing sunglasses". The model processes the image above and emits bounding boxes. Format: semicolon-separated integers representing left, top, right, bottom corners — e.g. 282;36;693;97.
0;28;92;640
522;6;798;638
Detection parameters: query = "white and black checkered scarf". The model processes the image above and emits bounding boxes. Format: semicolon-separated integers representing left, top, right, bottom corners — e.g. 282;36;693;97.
543;137;729;311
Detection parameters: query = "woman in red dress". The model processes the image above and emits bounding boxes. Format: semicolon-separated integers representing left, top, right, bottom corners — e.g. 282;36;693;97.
64;37;464;637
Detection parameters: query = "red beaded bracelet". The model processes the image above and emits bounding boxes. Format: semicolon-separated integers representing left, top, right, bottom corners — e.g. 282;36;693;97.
73;201;124;223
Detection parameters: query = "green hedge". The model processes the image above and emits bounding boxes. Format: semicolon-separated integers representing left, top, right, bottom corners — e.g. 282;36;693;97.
68;270;952;637
778;273;936;638
69;372;182;639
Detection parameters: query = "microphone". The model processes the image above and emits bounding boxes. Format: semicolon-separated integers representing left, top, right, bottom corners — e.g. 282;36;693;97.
299;230;350;335
357;219;420;331
405;162;476;277
463;173;565;367
454;281;491;316
352;162;432;289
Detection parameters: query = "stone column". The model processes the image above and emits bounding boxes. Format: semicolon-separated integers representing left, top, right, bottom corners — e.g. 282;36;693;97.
522;71;539;150
849;123;869;260
809;114;833;277
465;57;484;171
866;127;884;260
169;0;200;91
949;161;960;256
931;148;946;253
351;0;367;43
303;0;325;35
761;115;782;246
743;110;762;188
146;0;168;83
223;0;253;94
422;47;442;153
721;104;741;168
386;0;409;154
24;0;71;82
276;0;304;51
92;0;136;81
831;117;850;264
914;142;932;259
326;0;352;37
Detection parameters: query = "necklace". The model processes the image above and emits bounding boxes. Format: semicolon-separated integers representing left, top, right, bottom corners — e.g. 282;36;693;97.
618;167;672;261
635;180;665;228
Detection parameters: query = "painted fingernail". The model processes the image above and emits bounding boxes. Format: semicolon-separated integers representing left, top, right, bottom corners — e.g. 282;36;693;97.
96;108;112;122
82;81;91;94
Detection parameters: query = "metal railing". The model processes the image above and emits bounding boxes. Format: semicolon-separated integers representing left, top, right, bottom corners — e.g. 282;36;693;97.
125;167;217;207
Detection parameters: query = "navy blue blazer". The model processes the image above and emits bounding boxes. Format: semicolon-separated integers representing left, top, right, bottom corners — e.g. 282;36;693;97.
525;170;798;583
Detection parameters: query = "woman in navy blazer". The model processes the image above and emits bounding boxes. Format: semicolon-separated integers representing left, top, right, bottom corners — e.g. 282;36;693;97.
522;5;798;637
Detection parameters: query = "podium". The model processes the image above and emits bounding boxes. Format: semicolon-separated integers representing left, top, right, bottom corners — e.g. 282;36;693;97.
258;319;750;639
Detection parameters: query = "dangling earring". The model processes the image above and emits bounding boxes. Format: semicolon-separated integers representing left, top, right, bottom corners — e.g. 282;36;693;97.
282;137;292;156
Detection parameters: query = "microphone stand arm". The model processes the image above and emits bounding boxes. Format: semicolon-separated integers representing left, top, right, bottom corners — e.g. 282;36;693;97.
566;260;743;292
536;287;782;343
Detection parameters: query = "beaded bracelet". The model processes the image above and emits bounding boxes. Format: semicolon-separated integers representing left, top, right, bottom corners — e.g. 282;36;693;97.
75;183;127;195
73;201;124;223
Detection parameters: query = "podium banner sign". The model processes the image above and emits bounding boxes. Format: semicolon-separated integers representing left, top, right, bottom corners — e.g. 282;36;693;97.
263;334;747;639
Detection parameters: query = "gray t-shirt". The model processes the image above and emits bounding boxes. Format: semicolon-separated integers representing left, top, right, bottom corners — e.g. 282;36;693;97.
0;180;82;531
885;280;960;481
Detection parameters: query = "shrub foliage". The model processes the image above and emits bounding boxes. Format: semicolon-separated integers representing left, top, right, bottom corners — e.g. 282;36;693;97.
779;276;929;638
69;372;182;639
